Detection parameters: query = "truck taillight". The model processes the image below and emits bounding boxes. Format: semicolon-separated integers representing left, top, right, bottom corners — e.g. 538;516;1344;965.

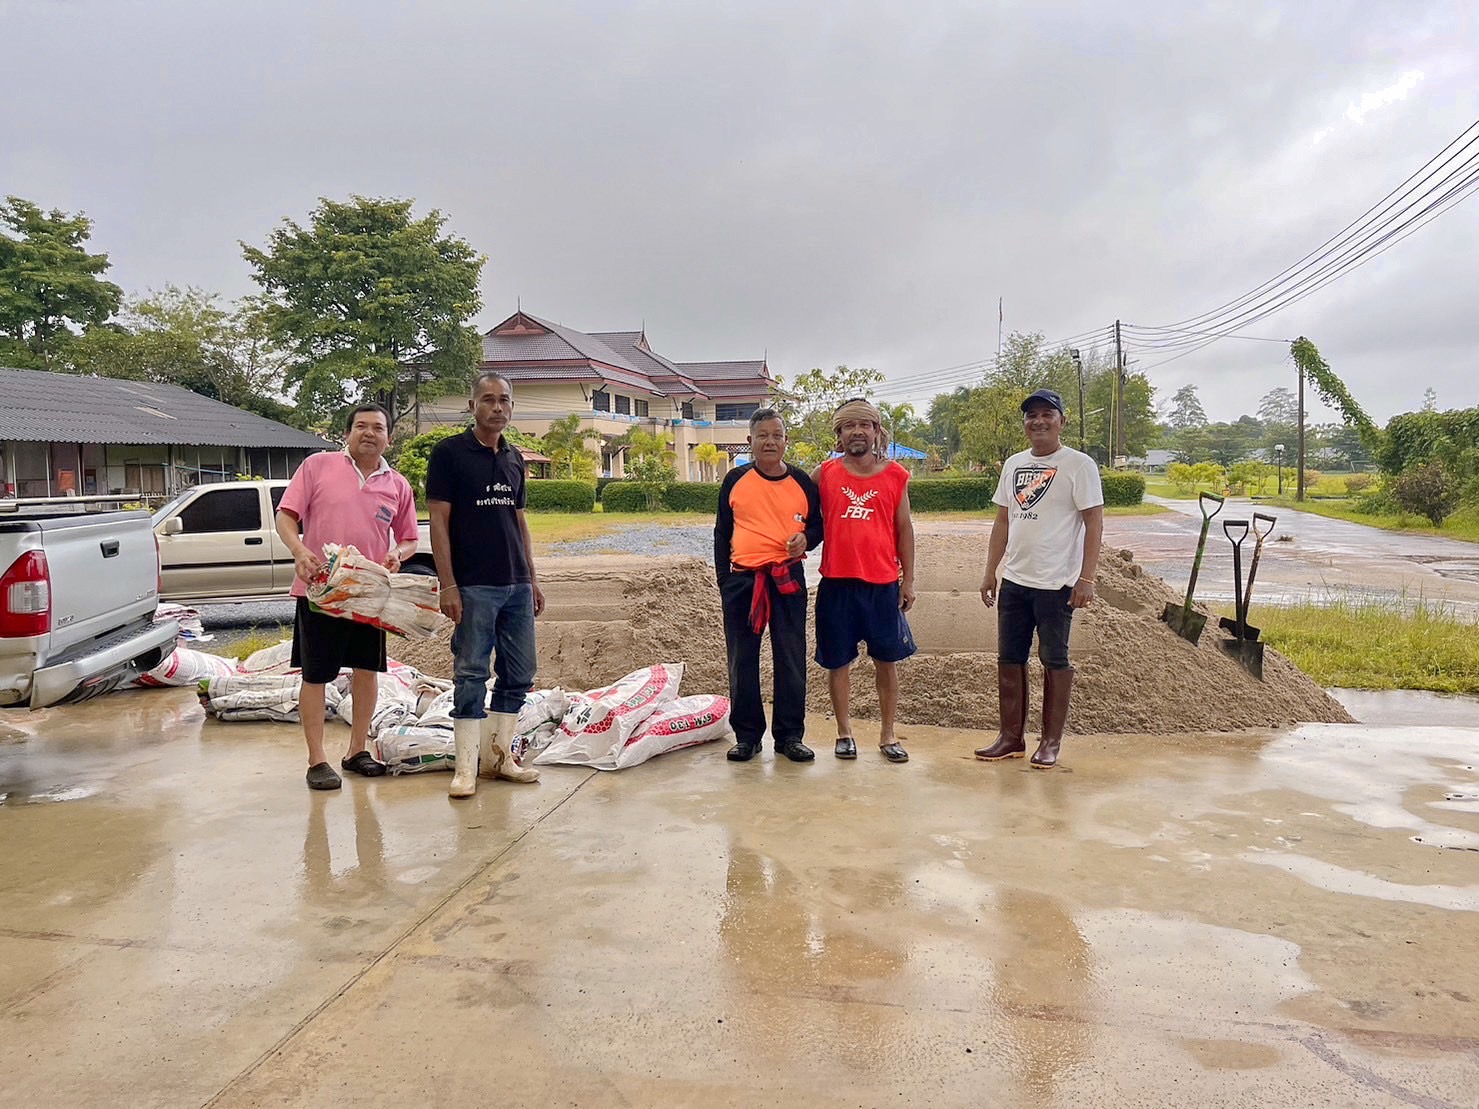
0;550;51;637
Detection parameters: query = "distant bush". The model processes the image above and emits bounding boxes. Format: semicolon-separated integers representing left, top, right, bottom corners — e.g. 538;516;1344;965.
526;480;596;512
1343;473;1375;495
600;483;649;512
1392;462;1461;526
1355;487;1400;516
1100;471;1146;507
662;482;721;513
907;478;995;511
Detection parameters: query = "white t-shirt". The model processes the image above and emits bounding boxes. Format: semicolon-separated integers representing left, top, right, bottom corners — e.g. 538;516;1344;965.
992;445;1104;590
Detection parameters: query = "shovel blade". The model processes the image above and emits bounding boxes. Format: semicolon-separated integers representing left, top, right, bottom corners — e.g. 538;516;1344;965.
1161;603;1207;645
1219;637;1265;680
1217;615;1262;641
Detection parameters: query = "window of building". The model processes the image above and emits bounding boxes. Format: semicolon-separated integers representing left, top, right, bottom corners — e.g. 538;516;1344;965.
592;390;611;412
615;394;631;416
635;399;649;418
681;401;695;420
178;487;262;533
716;402;760;422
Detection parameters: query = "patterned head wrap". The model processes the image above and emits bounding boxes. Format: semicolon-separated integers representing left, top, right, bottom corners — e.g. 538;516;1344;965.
832;398;889;459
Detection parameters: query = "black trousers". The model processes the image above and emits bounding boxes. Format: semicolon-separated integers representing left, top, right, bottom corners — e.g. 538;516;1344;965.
719;567;809;747
997;577;1074;669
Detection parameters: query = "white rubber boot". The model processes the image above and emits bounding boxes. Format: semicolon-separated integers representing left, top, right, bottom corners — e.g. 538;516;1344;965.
481;711;539;783
448;718;480;798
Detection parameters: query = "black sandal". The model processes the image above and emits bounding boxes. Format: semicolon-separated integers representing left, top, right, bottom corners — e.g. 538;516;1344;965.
879;742;909;763
306;762;342;790
341;751;386;778
835;737;857;759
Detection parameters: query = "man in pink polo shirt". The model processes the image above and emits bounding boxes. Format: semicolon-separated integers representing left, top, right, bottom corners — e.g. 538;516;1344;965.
275;403;419;790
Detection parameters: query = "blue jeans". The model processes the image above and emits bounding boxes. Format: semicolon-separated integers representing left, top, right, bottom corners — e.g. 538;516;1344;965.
997;578;1074;670
451;585;537;718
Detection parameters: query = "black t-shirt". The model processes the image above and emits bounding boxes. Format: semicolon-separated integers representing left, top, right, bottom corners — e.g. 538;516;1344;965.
424;430;531;586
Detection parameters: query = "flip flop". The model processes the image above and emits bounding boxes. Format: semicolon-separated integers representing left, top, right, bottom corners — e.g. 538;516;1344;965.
879;743;909;763
341;751;386;778
835;737;857;759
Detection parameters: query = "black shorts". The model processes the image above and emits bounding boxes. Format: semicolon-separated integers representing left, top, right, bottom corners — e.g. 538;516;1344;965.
290;598;387;684
814;578;917;670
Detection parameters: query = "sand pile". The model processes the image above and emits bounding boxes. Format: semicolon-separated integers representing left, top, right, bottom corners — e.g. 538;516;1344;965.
389;536;1353;736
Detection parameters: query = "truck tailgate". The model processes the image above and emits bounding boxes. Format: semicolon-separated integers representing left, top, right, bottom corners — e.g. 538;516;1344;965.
34;512;159;655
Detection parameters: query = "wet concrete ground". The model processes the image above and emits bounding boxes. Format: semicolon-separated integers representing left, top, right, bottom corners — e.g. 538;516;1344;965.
3;691;1477;1106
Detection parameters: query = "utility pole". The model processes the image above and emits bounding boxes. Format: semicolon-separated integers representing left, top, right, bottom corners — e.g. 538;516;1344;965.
1113;319;1125;466
1070;348;1085;451
1296;362;1306;502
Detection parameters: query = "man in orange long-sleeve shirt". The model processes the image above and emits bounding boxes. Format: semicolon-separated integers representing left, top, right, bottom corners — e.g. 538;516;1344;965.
713;409;824;763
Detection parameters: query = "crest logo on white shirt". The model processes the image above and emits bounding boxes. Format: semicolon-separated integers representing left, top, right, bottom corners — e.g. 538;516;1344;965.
1013;466;1058;511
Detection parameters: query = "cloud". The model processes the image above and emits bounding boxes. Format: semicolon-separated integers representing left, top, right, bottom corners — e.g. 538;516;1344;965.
1345;70;1424;124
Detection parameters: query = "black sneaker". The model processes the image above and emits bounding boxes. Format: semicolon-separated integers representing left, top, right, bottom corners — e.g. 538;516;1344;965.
775;741;815;763
727;742;761;762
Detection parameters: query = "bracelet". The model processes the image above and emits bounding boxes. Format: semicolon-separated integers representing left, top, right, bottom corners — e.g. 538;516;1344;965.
442;584;459;592
1079;577;1095;585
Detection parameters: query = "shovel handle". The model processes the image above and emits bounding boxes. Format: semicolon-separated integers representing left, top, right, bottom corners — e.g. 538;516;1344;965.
1183;497;1223;613
1242;512;1277;619
1252;512;1277;541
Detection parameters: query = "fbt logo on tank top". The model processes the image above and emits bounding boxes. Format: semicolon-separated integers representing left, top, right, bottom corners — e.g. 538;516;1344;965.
838;485;879;520
1012;465;1058;519
476;480;516;508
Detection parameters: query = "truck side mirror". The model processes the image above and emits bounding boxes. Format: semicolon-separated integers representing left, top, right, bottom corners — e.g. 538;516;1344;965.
160;517;184;536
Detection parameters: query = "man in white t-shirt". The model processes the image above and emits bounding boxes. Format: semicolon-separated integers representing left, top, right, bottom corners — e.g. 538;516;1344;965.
975;388;1103;769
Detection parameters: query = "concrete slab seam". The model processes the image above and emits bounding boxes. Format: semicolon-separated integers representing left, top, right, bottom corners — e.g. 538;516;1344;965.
200;770;601;1108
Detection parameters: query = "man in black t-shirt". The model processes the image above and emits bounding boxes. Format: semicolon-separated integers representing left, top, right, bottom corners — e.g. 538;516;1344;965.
426;372;544;798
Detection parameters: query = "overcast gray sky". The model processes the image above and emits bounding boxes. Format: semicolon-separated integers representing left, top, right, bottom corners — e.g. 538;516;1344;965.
2;0;1475;425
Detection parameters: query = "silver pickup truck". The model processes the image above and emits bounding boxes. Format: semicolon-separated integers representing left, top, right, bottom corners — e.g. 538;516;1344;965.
0;506;179;708
152;479;435;604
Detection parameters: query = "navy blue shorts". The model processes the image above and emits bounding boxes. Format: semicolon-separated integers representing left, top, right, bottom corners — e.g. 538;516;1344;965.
814;578;917;670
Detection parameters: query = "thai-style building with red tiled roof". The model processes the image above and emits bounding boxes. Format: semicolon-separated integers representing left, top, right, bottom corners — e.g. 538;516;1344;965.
420;310;779;481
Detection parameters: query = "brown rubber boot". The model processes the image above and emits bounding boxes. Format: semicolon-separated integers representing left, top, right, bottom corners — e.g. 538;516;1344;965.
975;663;1028;760
1031;667;1074;769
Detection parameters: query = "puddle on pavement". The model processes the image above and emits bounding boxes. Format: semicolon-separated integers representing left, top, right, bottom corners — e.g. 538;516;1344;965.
1330;687;1479;728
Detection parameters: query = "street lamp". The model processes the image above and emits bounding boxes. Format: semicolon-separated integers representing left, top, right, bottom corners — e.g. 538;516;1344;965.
1274;443;1285;496
1068;348;1085;451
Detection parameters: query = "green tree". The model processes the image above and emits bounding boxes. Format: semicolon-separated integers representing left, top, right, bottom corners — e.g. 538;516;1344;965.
1083;368;1156;463
772;364;886;460
694;442;723;481
877;401;927;451
242;196;484;430
539;413;598;479
1392;462;1461;526
1166;384;1208;430
0;196;123;369
956;381;1029;469
65;286;297;422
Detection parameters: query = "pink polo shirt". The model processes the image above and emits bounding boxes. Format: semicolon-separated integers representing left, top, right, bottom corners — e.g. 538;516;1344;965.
278;451;419;598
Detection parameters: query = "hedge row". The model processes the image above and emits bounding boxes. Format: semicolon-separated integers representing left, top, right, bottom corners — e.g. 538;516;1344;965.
906;478;996;511
1100;470;1146;507
600;481;722;512
526;480;596;512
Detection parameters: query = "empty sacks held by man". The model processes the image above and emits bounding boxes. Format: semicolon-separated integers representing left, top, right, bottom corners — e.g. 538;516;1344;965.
713;409;824;763
426;372;544;798
976;388;1103;770
812;398;917;763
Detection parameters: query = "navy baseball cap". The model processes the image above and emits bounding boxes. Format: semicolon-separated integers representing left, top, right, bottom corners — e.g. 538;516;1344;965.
1021;388;1065;415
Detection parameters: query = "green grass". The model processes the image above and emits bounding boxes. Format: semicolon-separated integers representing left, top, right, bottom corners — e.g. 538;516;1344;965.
203;625;289;661
1260;497;1479;543
1224;595;1479;693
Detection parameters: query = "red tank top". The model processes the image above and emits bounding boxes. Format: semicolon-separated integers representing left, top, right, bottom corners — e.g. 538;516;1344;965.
817;458;909;583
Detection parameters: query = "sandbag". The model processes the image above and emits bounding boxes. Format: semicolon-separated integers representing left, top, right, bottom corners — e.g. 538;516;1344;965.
534;664;684;769
375;726;455;774
336;670;422;737
132;647;239;688
306;543;451;638
201;672;342;722
616;694;732;770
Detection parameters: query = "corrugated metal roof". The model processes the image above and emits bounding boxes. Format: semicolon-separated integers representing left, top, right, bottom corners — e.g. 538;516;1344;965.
0;367;332;448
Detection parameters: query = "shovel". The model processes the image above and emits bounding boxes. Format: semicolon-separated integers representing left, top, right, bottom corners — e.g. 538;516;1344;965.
1218;519;1265;680
1160;491;1225;645
1219;511;1276;641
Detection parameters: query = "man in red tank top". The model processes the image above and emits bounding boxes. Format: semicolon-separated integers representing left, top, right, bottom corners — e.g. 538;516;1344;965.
812;399;917;763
